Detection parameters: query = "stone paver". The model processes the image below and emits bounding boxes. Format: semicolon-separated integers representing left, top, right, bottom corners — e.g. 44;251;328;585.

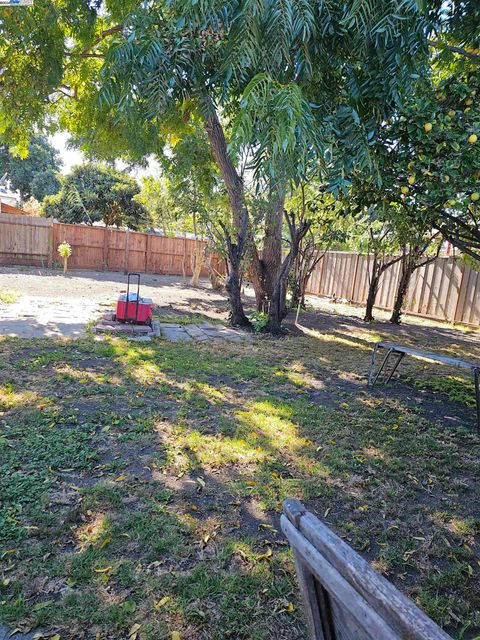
160;326;193;341
159;322;250;342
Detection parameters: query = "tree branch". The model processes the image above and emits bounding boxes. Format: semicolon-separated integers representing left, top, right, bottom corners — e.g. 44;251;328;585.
64;24;123;60
428;40;480;64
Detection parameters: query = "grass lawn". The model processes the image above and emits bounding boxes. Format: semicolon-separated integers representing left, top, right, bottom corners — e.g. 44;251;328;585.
0;323;479;639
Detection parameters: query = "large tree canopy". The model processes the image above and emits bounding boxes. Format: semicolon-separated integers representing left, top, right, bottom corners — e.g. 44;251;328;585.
0;136;62;202
42;163;148;229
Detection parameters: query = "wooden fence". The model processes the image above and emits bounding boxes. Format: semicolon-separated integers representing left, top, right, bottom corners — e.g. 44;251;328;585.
306;250;480;326
2;213;480;326
0;213;53;267
0;213;224;278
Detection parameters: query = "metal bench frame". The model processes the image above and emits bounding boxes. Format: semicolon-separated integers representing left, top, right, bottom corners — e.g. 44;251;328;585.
368;341;480;432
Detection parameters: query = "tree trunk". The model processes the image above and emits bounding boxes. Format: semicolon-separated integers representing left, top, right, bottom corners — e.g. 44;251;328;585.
266;212;310;333
208;254;224;290
267;254;294;333
364;259;379;322
190;212;203;287
203;100;250;327
390;252;415;325
250;187;285;312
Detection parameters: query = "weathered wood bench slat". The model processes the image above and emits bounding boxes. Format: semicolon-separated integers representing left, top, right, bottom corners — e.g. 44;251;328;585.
282;499;452;640
282;515;400;639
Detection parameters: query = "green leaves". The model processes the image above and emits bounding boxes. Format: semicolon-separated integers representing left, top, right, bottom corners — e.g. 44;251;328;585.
43;163;148;229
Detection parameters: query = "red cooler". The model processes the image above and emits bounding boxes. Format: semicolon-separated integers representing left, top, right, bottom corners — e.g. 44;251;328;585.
115;273;153;325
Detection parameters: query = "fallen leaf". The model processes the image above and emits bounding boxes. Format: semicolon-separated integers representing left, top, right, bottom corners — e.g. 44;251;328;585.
128;623;142;638
94;567;112;573
258;523;276;531
51;635;61;640
154;595;170;610
99;537;113;549
32;600;54;611
114;475;126;482
257;548;273;561
286;602;295;612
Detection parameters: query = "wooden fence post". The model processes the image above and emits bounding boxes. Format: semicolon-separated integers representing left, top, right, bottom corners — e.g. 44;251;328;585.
452;264;465;324
349;253;360;302
47;219;55;268
145;234;151;273
103;227;110;271
124;229;130;274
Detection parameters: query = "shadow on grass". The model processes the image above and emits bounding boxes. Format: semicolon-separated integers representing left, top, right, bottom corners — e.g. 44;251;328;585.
1;332;480;639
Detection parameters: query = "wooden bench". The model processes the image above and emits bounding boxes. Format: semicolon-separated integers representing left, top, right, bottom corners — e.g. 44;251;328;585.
281;499;452;640
368;341;480;432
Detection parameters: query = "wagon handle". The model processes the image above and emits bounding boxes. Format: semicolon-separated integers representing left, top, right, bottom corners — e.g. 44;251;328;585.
126;272;141;322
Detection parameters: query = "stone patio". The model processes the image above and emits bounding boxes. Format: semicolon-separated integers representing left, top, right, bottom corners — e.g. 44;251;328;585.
94;314;250;342
159;321;249;342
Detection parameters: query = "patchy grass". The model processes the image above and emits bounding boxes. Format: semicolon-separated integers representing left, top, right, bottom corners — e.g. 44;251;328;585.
0;326;479;640
0;290;19;304
405;373;477;407
156;312;220;325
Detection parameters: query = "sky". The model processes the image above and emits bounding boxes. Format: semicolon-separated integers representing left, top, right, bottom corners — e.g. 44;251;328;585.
50;132;83;174
50;131;160;181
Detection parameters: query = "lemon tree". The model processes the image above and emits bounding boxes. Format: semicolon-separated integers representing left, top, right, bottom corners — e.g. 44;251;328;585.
379;65;480;261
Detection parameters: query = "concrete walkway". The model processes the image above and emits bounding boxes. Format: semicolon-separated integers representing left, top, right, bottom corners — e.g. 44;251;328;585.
0;295;104;338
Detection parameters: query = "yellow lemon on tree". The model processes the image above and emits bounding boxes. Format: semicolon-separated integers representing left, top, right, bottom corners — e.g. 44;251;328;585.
407;175;415;185
401;186;410;195
471;192;480;202
424;122;433;132
407;161;414;171
448;110;456;118
465;98;473;106
468;133;478;144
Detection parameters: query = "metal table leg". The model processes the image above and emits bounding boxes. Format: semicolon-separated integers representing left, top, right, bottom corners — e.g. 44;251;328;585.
384;352;405;384
371;347;394;386
474;369;480;433
368;344;379;386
